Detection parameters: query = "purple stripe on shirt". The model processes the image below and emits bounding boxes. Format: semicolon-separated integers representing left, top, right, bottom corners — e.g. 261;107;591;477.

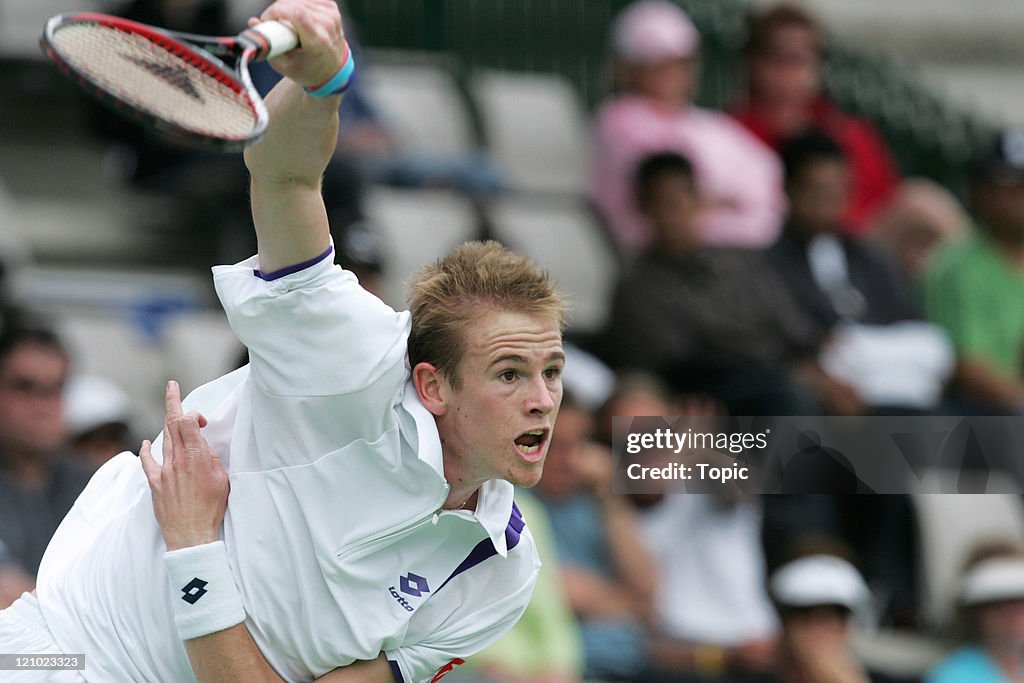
252;245;333;281
388;659;404;682
506;501;524;551
435;501;526;593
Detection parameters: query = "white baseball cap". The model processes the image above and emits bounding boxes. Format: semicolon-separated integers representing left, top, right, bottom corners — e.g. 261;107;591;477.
612;1;700;64
770;554;871;611
64;374;133;436
960;557;1024;607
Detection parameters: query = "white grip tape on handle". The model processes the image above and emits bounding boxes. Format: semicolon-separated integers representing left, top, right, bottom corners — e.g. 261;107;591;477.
252;20;299;58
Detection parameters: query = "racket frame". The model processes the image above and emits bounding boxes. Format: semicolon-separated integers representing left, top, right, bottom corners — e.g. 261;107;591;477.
41;12;271;151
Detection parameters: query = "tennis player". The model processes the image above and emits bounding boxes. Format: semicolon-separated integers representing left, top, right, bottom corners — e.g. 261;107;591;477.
0;1;563;681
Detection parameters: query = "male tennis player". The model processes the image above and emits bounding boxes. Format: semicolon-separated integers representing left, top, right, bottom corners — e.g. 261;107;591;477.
0;1;563;681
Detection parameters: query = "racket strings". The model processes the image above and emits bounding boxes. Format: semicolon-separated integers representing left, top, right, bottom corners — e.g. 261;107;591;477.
50;23;259;140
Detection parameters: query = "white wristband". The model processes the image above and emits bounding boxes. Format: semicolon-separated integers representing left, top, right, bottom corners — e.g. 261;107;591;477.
163;541;245;640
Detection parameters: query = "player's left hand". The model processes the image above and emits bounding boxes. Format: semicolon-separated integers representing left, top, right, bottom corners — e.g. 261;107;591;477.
140;381;229;552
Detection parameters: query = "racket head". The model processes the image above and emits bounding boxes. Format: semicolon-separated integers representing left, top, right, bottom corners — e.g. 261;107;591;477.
41;12;268;151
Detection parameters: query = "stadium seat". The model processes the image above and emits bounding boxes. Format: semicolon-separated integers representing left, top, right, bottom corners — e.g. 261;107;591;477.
0;0;113;58
469;69;590;195
361;62;475;156
162;311;243;396
56;311;167;433
488;197;618;334
911;472;1024;632
363;188;480;310
0;181;33;283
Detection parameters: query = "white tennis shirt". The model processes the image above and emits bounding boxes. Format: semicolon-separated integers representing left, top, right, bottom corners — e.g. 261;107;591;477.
36;249;541;683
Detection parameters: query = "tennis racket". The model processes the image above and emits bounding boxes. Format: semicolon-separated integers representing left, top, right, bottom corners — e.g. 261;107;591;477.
41;12;299;151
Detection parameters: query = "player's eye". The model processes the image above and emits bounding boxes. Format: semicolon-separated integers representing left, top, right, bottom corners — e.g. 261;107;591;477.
544;367;562;380
499;370;518;382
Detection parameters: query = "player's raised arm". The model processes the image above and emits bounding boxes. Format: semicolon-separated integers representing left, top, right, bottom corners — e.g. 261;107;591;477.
242;0;349;274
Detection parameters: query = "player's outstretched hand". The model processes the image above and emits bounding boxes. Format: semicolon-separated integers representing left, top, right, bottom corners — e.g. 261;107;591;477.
140;381;229;552
248;0;346;90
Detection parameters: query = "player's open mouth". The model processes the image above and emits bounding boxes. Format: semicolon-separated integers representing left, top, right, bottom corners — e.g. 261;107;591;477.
514;429;549;461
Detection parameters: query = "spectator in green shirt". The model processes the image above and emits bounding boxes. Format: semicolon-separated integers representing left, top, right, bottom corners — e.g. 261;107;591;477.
924;131;1024;415
457;490;584;683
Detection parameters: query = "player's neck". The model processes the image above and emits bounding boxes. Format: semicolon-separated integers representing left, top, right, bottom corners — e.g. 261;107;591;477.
439;453;483;511
440;487;479;512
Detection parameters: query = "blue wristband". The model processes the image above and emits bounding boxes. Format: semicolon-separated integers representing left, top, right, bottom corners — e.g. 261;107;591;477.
304;50;356;98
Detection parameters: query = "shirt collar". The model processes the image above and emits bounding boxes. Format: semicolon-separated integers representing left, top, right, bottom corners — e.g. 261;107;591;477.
400;380;517;557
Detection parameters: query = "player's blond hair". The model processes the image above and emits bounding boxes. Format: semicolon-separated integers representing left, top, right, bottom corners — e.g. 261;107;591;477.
407;241;565;389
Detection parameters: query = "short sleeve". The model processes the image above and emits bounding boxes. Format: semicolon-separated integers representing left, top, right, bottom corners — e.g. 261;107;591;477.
212;249;411;398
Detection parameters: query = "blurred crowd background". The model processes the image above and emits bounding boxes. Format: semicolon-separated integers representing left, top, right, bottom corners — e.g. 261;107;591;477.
3;0;1024;682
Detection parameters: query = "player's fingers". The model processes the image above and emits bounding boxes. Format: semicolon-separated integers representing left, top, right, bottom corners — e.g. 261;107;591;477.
164;380;184;420
185;410;208;429
178;413;205;448
139;440;159;485
162;381;183;462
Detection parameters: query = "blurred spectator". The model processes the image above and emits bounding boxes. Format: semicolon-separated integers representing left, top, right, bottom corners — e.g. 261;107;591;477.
595;372;677;447
0;538;32;610
591;0;784;254
602;151;857;416
632;422;778;681
534;394;656;681
767;131;953;413
927;540;1024;683
767;545;901;683
455;490;583;683
607;378;778;681
0;314;93;602
63;374;136;470
731;3;900;234
924;130;1024;415
870;179;970;282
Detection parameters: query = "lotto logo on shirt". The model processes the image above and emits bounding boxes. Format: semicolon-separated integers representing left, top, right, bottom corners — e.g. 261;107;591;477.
431;658;465;682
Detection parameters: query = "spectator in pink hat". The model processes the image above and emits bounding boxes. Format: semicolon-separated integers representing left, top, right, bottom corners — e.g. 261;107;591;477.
591;0;785;254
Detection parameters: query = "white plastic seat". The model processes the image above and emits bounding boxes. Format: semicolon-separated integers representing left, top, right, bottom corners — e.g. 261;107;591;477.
0;0;110;58
488;197;618;334
162;311;243;396
57;311;166;434
911;470;1024;631
362;63;474;156
363;188;479;310
470;69;590;195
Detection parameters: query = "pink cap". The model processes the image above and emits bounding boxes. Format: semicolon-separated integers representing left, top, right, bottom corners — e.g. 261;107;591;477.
612;1;700;64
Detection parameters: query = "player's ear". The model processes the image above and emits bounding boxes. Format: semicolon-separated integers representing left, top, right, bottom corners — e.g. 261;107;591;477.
413;362;450;416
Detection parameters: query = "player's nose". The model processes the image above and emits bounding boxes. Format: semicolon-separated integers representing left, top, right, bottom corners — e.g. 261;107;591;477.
525;375;556;415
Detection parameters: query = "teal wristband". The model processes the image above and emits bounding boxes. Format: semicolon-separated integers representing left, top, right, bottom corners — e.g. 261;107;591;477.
304;45;355;98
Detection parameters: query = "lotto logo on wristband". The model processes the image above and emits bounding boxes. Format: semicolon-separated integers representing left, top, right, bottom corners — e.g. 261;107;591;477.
181;577;209;604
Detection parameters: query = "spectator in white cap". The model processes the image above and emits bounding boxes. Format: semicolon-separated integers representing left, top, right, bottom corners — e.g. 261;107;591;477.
63;374;136;470
591;0;784;253
767;541;901;683
927;540;1024;683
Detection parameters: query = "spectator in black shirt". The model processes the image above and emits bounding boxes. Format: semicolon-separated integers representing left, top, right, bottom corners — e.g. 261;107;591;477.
767;131;953;414
603;151;860;415
0;314;93;605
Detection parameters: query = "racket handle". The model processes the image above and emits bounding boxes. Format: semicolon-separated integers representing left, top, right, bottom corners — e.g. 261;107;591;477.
248;20;298;59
